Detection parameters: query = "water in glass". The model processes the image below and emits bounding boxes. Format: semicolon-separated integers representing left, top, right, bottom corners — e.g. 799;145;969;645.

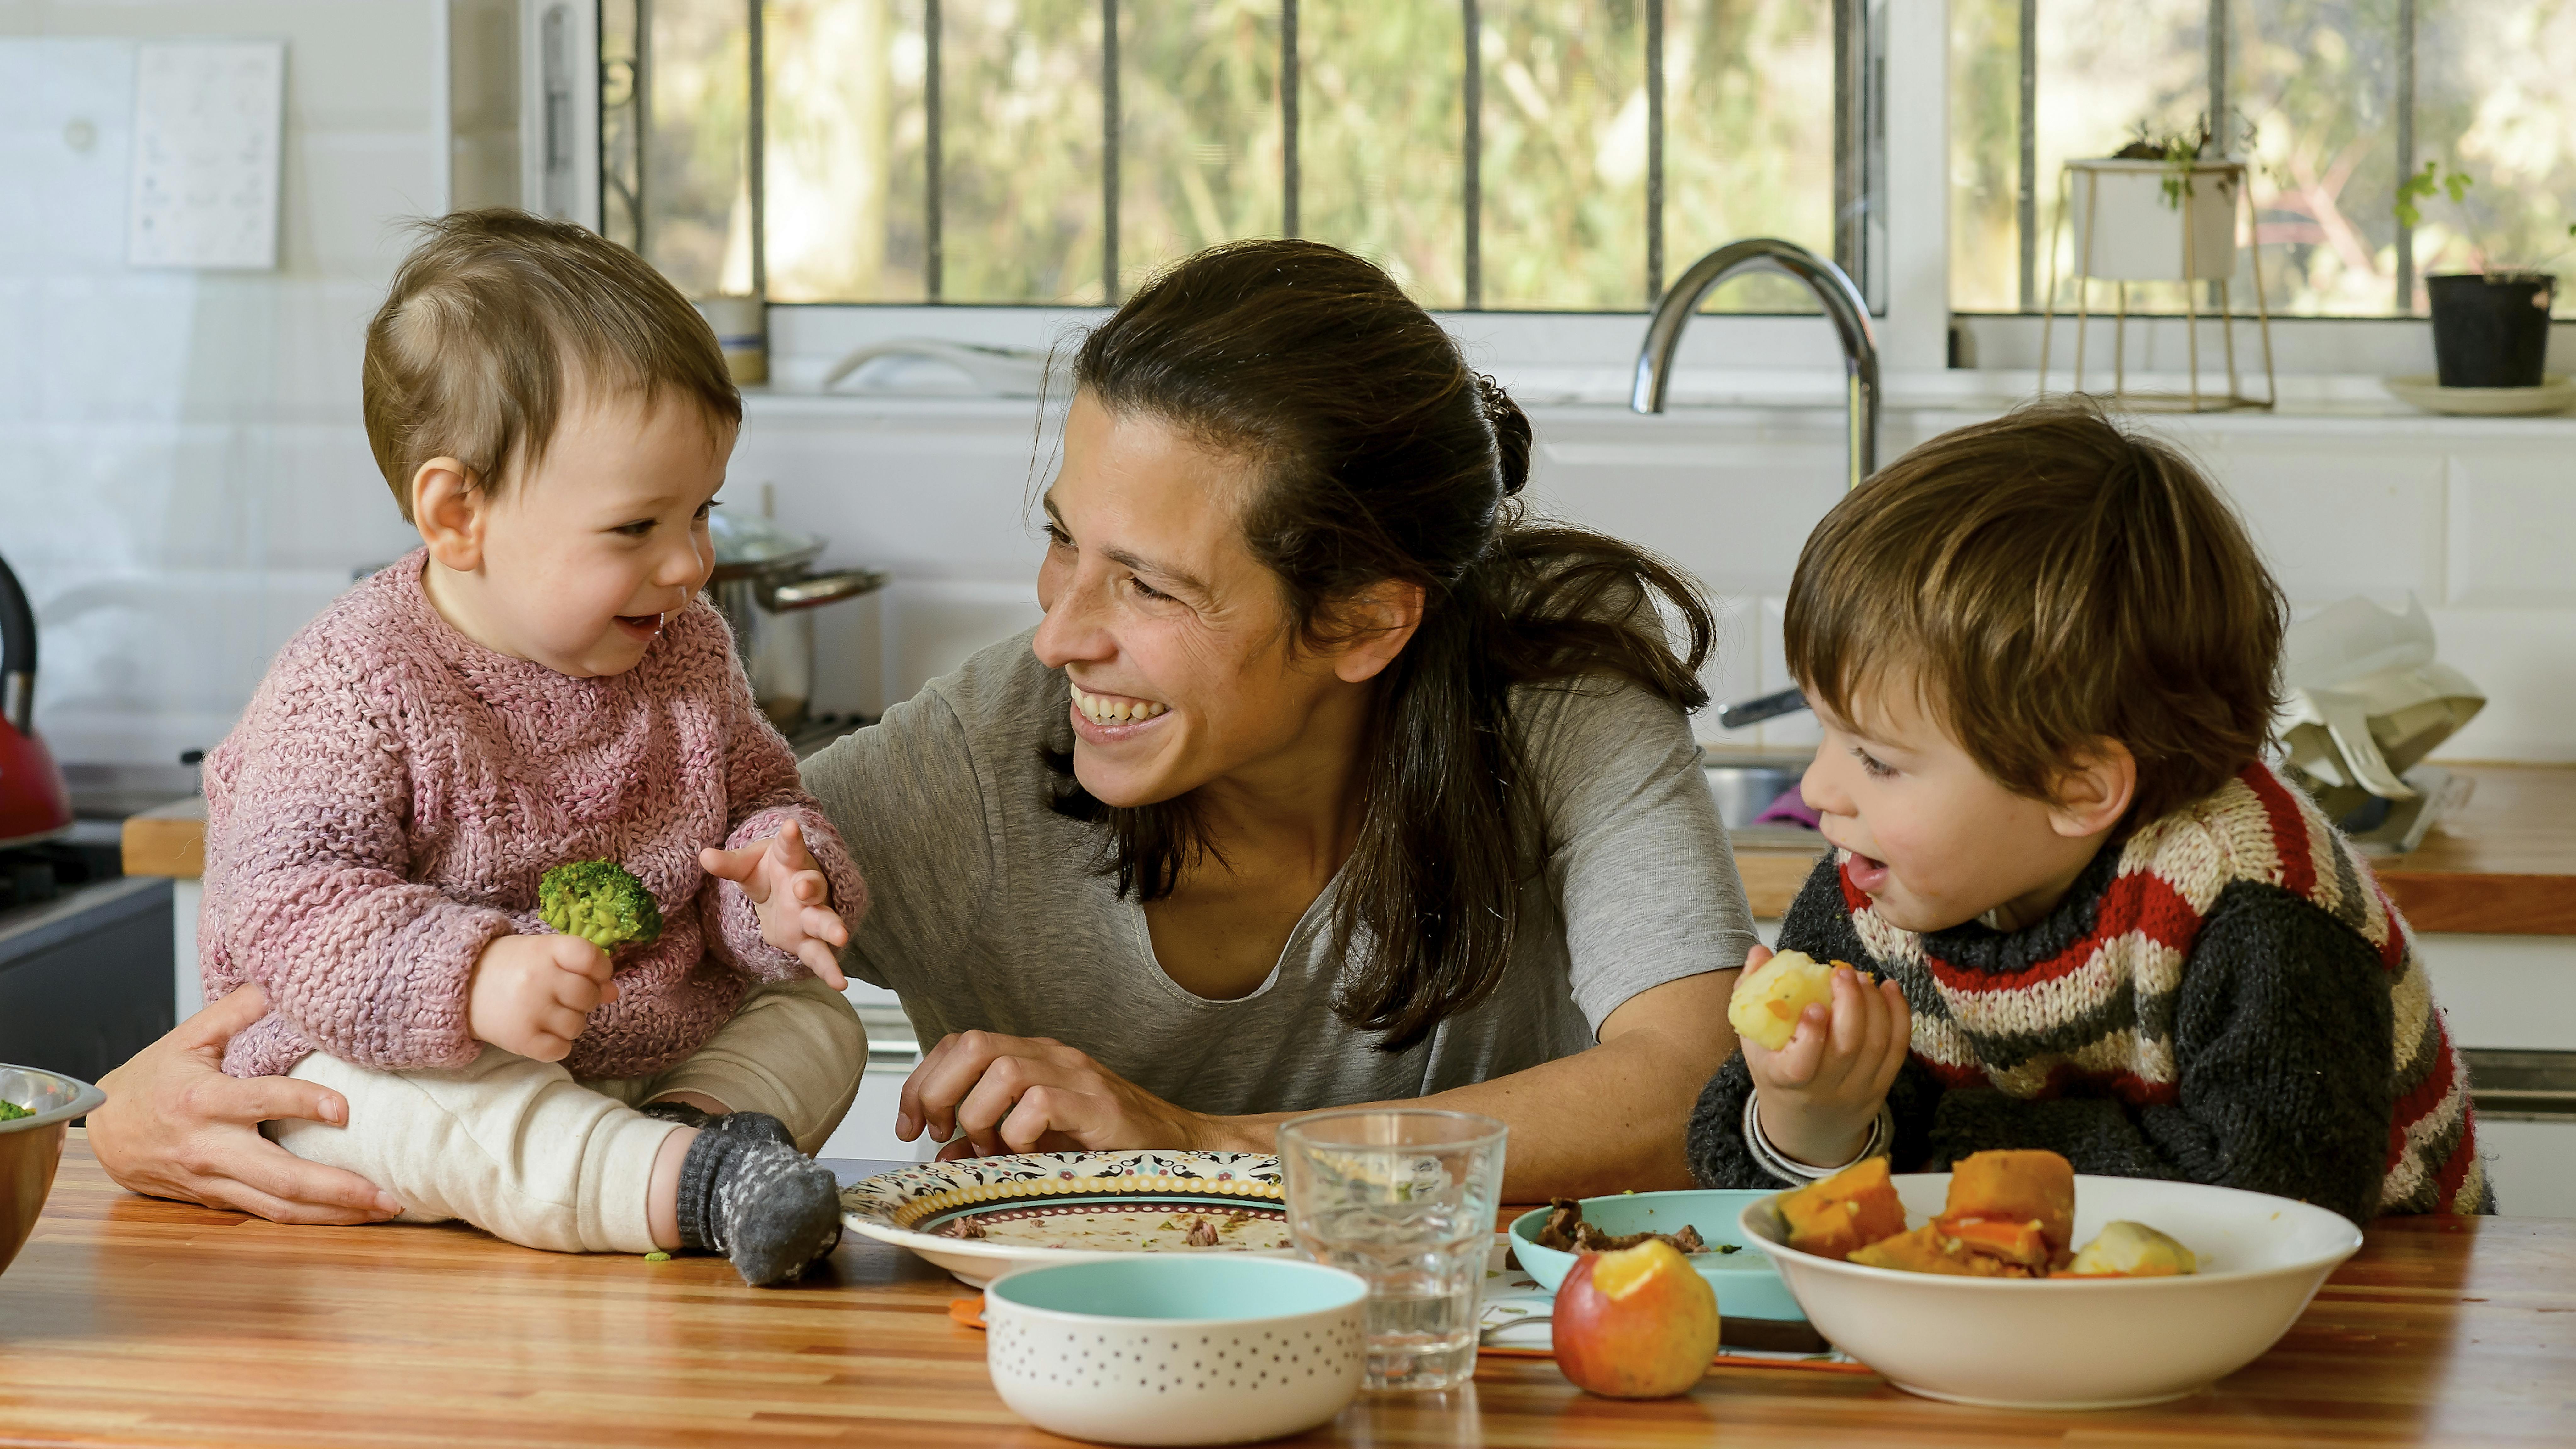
1280;1109;1508;1392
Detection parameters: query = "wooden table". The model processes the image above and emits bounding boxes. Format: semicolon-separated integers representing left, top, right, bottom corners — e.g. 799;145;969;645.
7;1139;2574;1447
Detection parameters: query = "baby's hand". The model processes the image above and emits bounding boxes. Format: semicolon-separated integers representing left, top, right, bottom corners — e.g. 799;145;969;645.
1734;944;1910;1167
700;819;850;989
467;933;619;1063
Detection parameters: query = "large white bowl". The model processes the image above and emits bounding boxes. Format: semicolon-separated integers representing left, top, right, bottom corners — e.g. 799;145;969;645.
1742;1173;2364;1409
984;1255;1368;1446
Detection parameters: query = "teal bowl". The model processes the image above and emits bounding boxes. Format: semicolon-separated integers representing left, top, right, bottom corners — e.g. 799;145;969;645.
1509;1189;1807;1324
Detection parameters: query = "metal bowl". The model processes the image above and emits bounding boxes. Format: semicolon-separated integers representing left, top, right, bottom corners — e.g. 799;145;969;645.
1;1064;106;1279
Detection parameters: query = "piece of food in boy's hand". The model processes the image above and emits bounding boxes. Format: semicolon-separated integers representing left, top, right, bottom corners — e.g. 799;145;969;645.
0;1099;31;1121
539;859;663;950
1728;949;1850;1051
2062;1220;2198;1278
1940;1149;2077;1253
1551;1239;1722;1399
1777;1156;1908;1262
1848;1223;2036;1278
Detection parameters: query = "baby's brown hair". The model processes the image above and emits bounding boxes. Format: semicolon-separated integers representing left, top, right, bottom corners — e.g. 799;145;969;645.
1785;398;2287;827
362;209;740;520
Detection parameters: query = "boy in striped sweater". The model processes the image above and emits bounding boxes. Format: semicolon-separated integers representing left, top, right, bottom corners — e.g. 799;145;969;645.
1688;401;2489;1221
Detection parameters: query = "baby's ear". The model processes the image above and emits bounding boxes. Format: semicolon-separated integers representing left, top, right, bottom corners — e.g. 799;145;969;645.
2046;738;2137;839
412;457;487;568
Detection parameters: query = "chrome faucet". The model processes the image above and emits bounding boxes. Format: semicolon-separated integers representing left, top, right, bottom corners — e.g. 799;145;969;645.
1631;238;1880;729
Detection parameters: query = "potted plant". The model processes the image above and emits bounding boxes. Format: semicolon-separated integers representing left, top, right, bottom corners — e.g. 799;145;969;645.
2065;118;2242;283
2397;161;2571;389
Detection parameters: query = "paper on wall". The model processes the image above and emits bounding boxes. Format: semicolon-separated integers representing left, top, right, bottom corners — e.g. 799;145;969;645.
127;41;284;270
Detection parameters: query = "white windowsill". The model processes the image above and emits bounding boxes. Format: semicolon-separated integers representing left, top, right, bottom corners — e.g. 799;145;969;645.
752;303;2576;434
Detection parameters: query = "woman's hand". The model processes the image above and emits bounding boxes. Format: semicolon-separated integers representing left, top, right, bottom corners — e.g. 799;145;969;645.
701;819;851;988
895;1031;1221;1159
88;984;404;1224
1737;944;1911;1167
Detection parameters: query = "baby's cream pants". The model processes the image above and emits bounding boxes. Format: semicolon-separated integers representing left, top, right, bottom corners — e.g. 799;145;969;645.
264;978;865;1254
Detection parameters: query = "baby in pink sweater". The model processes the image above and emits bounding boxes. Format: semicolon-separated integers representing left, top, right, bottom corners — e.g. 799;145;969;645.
201;211;868;1285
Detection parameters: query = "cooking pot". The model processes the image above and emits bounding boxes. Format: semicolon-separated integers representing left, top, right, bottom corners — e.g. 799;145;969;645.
707;511;884;730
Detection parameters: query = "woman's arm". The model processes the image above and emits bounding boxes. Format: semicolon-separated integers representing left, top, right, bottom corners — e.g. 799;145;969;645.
898;969;1740;1201
88;985;405;1224
1240;970;1741;1197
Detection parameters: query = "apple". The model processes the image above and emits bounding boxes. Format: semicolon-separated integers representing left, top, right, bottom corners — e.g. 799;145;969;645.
1551;1239;1721;1399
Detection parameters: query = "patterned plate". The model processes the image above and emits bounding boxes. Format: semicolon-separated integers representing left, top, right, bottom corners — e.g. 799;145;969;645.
839;1150;1290;1286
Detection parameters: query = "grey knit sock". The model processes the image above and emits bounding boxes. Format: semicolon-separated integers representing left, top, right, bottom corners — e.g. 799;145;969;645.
673;1130;842;1286
641;1102;797;1149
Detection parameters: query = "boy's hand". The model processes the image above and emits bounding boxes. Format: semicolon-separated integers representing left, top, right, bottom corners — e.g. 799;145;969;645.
1735;944;1911;1168
700;819;850;989
467;933;619;1063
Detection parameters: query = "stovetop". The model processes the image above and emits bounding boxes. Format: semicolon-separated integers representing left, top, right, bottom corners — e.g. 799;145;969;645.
0;820;124;912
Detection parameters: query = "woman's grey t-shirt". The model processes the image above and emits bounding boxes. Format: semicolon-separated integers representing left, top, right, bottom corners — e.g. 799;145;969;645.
799;630;1756;1117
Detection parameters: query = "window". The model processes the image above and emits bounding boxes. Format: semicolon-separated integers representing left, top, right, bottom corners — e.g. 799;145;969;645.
1950;0;2576;318
595;0;1879;314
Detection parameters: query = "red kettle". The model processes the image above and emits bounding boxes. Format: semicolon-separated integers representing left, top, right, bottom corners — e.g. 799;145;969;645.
0;553;73;848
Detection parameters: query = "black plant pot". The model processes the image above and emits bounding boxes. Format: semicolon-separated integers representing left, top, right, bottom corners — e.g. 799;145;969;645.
2426;272;2557;388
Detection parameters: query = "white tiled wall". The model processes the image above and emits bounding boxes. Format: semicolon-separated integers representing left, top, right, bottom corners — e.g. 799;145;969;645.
3;4;442;773
726;394;2576;764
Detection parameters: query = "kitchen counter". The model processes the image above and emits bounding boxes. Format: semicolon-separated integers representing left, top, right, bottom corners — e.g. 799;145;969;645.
119;762;2576;933
5;1137;2572;1447
1727;762;2576;935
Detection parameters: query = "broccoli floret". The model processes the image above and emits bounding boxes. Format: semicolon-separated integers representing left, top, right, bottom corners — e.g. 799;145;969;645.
539;859;663;950
0;1100;30;1122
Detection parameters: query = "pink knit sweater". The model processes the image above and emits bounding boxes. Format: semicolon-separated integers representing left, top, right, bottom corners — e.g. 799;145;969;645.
202;552;867;1082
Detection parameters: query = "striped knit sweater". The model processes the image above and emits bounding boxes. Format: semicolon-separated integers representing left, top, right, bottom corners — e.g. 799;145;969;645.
1688;762;2490;1222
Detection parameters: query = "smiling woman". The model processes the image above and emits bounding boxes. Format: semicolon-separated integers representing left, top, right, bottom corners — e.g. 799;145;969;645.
798;240;1761;1198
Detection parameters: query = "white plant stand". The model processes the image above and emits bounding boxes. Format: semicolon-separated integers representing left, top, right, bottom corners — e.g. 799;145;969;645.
2039;158;2277;412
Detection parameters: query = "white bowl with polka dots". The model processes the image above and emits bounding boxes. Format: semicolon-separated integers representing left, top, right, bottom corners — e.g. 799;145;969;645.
983;1255;1370;1445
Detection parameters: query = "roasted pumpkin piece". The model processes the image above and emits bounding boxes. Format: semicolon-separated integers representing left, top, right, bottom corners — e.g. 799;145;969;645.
1932;1214;2054;1270
1846;1224;2035;1277
2061;1220;2198;1278
1943;1149;2077;1252
1777;1156;1908;1261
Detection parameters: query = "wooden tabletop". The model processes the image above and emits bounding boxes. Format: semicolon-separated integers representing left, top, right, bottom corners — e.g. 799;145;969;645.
6;1138;2573;1447
2369;764;2576;934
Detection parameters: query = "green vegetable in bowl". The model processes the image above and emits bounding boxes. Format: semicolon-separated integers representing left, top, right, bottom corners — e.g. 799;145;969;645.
539;860;663;950
0;1100;31;1121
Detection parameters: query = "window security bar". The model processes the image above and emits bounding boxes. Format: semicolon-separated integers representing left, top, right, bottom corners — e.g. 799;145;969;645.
599;1;1885;313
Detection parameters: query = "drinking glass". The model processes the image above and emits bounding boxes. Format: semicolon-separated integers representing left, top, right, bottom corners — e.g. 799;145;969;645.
1279;1108;1509;1392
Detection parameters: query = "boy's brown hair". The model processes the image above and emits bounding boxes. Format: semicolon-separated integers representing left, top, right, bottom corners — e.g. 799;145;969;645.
1785;398;2287;827
362;209;741;520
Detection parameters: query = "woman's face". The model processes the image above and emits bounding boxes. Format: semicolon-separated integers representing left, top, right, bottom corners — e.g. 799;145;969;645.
1032;392;1370;809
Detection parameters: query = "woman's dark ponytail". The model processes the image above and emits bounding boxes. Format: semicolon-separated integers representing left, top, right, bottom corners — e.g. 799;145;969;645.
1051;240;1712;1050
1476;374;1531;497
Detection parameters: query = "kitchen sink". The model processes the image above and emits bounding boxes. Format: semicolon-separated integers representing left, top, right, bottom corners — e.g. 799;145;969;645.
1703;752;1819;846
